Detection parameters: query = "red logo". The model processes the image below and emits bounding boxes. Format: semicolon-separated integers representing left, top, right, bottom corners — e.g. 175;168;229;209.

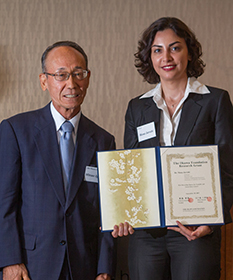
188;198;193;203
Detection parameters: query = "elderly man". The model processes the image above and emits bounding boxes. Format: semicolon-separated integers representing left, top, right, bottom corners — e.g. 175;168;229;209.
0;41;116;280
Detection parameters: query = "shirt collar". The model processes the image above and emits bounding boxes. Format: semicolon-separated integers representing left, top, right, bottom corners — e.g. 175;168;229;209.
50;102;81;135
139;77;210;101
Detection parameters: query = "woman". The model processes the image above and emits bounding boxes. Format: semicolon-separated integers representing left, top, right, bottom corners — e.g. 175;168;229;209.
112;17;233;280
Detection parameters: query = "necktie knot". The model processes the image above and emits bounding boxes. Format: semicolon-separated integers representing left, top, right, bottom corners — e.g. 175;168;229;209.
61;121;74;134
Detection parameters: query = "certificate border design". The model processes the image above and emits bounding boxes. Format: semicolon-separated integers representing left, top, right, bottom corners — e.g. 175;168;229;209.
166;152;218;220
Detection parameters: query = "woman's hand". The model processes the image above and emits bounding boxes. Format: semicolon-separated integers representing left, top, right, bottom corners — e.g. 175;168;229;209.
112;222;134;238
167;221;213;241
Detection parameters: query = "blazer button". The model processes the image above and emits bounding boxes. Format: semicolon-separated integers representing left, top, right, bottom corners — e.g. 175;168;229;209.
60;240;66;246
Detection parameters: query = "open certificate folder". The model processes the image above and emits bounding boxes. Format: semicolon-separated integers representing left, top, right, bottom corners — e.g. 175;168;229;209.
97;145;224;231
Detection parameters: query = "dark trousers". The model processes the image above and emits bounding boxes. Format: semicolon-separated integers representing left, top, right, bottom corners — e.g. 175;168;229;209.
128;228;221;280
59;253;72;280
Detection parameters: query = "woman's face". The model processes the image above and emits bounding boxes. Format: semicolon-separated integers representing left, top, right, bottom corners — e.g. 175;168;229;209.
151;28;190;84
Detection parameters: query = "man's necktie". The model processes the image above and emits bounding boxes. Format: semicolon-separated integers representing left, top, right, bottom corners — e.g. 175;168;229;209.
60;121;74;190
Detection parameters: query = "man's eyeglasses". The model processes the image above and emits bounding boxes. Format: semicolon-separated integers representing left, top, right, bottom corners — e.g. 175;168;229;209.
44;69;89;81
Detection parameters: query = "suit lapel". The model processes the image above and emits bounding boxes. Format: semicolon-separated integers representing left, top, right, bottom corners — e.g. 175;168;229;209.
141;98;161;147
174;93;203;146
33;104;66;207
65;115;97;209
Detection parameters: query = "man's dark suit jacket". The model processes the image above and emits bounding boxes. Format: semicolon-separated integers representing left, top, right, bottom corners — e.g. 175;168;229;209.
124;86;233;224
0;103;116;280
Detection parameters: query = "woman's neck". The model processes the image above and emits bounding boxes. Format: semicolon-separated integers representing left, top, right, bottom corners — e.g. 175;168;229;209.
161;77;188;99
161;77;188;117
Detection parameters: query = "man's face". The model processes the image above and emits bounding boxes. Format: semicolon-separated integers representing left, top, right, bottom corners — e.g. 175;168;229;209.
39;46;90;119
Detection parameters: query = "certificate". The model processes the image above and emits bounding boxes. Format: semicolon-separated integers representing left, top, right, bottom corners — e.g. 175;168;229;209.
97;145;224;231
97;148;161;230
160;145;223;226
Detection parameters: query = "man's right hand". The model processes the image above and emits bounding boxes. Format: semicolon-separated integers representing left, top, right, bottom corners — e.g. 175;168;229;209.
3;263;30;280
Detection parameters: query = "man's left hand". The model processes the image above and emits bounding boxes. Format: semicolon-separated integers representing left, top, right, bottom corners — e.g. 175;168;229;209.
96;273;111;280
167;221;212;241
112;222;134;238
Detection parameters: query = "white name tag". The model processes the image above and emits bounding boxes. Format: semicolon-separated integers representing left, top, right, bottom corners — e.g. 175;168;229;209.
84;166;98;183
137;122;156;142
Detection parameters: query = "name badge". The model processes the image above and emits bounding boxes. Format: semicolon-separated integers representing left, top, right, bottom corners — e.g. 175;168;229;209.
137;122;156;142
84;166;98;183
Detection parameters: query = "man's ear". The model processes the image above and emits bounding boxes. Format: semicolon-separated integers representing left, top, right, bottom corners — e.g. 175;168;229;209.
39;73;48;91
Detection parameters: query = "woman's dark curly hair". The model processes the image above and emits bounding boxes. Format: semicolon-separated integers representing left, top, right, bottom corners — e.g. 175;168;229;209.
135;17;205;84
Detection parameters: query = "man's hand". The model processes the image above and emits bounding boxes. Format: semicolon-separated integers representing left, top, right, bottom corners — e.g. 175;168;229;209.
167;221;213;241
96;273;111;280
3;263;30;280
112;222;134;238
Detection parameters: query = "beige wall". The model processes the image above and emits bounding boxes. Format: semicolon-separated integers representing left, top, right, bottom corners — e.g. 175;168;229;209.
0;0;232;149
